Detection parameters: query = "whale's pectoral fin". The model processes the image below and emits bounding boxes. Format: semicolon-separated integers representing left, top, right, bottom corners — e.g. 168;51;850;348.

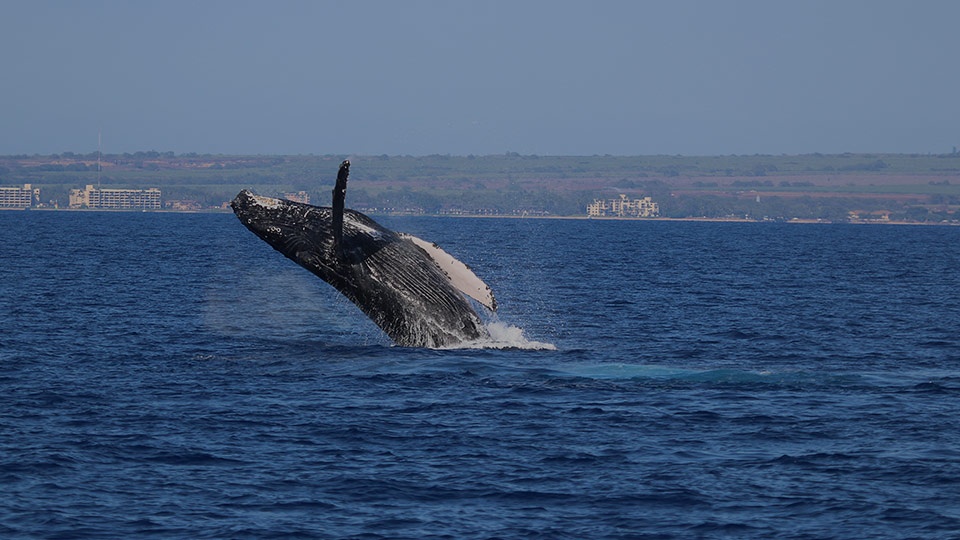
401;234;498;312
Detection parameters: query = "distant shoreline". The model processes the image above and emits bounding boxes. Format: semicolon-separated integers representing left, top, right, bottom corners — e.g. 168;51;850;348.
423;214;960;226
5;206;958;226
4;152;958;222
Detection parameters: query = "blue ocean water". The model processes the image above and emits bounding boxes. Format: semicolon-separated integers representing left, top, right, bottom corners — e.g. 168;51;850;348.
2;210;959;539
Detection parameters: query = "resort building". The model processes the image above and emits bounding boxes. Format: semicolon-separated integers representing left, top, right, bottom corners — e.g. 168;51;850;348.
0;184;40;208
69;185;161;209
588;194;659;218
284;191;310;204
165;200;203;211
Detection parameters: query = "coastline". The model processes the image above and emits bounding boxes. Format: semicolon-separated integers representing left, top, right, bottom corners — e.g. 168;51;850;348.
5;206;958;226
435;215;960;226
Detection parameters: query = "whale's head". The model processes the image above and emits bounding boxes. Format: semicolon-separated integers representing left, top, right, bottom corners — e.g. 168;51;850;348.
231;190;287;241
230;190;332;256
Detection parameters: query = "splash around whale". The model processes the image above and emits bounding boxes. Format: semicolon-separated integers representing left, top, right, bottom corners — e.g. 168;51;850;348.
231;160;549;349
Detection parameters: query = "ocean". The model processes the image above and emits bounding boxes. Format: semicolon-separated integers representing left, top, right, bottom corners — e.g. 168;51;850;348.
2;210;959;539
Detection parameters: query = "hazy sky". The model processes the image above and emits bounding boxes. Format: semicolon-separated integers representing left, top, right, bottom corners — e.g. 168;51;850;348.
2;0;958;156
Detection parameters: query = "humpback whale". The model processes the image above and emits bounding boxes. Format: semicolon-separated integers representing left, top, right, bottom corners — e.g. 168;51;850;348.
231;160;497;348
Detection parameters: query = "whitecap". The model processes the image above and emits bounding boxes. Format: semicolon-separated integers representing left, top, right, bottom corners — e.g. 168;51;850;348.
441;321;557;351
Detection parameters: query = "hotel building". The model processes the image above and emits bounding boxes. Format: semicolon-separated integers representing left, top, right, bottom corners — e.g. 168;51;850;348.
70;185;161;209
0;184;40;208
588;194;660;218
283;191;310;204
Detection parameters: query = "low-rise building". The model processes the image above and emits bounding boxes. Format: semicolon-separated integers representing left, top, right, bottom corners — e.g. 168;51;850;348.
70;185;161;209
165;200;202;211
0;184;40;208
284;191;310;204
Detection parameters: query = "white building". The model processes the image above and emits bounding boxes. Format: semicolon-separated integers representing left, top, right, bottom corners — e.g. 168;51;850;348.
69;185;161;209
0;184;40;208
588;194;659;217
284;191;310;204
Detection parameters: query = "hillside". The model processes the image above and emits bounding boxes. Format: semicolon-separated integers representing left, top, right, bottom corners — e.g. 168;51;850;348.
3;152;960;222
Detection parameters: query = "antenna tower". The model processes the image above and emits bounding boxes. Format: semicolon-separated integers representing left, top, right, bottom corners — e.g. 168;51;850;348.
97;130;102;188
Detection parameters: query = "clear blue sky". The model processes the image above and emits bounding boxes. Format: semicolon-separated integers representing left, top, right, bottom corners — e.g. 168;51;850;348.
2;0;958;156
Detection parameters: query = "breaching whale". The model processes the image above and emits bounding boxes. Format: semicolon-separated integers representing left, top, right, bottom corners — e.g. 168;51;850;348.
231;160;497;348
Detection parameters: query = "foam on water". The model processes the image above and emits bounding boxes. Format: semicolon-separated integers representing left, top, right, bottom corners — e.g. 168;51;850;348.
443;321;557;350
553;363;776;382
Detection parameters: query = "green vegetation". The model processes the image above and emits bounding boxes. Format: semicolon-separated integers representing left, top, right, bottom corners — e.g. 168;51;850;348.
2;152;959;222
